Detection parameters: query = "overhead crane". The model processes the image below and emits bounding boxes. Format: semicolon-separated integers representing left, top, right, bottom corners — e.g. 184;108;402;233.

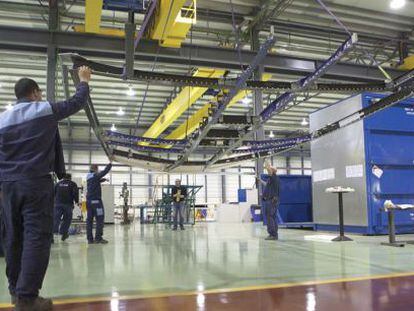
64;28;414;172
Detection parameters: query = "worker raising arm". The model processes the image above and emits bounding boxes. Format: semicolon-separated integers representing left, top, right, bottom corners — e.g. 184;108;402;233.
0;66;91;310
86;162;113;244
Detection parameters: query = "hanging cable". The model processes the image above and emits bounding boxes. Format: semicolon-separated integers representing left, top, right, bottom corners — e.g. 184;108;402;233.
185;20;194;141
133;0;175;136
314;0;391;80
229;0;244;72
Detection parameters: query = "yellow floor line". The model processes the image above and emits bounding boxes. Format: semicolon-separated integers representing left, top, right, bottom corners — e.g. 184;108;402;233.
2;271;414;309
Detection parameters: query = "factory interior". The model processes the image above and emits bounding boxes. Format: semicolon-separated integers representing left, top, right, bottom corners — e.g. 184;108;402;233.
1;0;414;310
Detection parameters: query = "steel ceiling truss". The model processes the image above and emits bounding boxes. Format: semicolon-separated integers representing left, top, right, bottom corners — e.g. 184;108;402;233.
65;52;392;94
64;33;414;171
206;33;360;168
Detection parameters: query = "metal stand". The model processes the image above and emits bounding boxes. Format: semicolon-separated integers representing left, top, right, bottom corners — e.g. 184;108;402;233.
332;192;353;242
381;209;405;247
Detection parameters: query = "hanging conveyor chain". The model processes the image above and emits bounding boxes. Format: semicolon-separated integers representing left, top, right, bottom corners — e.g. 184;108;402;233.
63;31;414;171
63;53;404;94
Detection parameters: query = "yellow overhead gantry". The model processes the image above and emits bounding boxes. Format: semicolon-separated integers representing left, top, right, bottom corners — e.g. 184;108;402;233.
150;0;196;48
399;55;414;70
75;0;196;47
141;68;225;145
165;73;273;141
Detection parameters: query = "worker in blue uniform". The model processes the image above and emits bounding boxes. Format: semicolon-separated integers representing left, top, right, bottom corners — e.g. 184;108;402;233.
0;187;4;258
86;162;112;244
54;174;79;242
171;179;187;230
258;162;280;241
0;66;91;310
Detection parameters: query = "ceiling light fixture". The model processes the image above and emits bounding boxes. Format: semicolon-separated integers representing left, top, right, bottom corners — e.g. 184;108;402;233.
301;118;309;126
242;97;251;105
111;124;117;131
126;85;135;97
116;108;125;116
390;0;406;9
269;130;275;138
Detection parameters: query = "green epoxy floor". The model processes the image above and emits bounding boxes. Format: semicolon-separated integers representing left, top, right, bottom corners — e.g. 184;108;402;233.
2;223;414;302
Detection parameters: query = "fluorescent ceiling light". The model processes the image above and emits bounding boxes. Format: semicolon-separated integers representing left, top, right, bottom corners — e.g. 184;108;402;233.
116;108;125;116
126;85;135;97
242;97;251;105
390;0;406;9
301;118;309;126
111;124;117;131
269;130;275;138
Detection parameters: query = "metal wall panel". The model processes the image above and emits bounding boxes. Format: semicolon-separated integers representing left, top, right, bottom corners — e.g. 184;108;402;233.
310;94;369;227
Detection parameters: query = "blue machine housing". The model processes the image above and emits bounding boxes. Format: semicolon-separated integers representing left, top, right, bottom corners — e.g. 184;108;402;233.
261;175;313;227
103;0;145;12
364;93;414;234
313;93;414;235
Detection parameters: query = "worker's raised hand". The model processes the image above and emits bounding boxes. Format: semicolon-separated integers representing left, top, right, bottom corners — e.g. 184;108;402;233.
78;66;92;83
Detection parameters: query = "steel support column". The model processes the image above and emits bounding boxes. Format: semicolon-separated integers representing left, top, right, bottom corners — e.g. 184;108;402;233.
251;27;265;204
47;0;59;102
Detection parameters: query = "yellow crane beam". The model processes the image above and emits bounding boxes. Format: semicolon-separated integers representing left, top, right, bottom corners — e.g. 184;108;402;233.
165;103;211;140
164;73;273;142
150;0;196;48
141;68;225;144
73;25;126;37
399;55;414;70
84;0;103;34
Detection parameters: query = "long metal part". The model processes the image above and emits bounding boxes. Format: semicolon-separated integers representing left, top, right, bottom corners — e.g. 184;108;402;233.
107;140;183;153
206;34;359;168
105;130;188;145
166;34;277;171
69;69;112;157
260;33;358;121
66;53;391;93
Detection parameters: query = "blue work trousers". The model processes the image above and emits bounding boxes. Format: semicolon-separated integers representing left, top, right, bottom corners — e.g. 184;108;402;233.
53;204;73;236
173;202;185;228
264;198;279;237
86;199;105;242
0;198;4;257
1;176;54;298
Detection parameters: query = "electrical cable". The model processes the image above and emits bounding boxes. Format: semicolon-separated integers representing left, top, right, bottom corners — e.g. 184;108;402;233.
314;0;391;80
132;0;175;136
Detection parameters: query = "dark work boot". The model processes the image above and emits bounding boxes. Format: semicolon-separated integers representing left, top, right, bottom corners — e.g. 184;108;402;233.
61;233;69;242
265;235;278;241
15;296;53;311
95;239;108;244
180;226;185;231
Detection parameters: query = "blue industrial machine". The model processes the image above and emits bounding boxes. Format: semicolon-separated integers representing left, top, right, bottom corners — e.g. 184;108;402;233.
260;175;313;228
311;93;414;234
103;0;145;12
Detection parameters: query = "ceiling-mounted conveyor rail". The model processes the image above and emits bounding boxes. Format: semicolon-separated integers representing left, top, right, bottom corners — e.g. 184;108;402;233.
67;72;414;171
206;33;360;168
107;140;184;153
104;130;188;145
231;81;414;163
69;69;112;158
165;33;278;171
64;53;393;94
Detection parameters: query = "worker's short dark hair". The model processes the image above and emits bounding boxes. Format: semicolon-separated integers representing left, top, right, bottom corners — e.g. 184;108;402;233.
14;78;41;100
65;173;72;180
90;164;98;172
